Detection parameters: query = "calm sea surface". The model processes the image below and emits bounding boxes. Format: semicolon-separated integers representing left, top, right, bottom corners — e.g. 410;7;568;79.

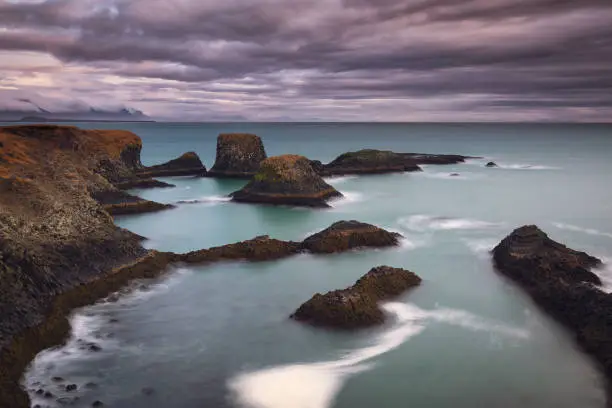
22;123;612;408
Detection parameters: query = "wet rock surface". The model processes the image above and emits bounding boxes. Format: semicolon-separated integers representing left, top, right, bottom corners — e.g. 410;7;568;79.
230;154;342;207
208;133;267;178
492;225;612;398
291;266;422;329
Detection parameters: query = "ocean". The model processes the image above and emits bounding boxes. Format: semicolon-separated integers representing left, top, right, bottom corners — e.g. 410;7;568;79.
22;123;612;408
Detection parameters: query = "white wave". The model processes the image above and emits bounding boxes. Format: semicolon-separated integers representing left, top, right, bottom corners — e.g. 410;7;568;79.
324;176;358;185
176;195;231;205
553;223;612;239
462;238;497;256
496;163;560;170
418;171;483;180
328;191;364;208
592;257;612;293
24;268;193;402
228;303;527;408
399;215;503;232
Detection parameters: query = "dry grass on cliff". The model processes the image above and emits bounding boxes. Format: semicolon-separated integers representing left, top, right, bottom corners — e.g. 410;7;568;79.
254;154;310;182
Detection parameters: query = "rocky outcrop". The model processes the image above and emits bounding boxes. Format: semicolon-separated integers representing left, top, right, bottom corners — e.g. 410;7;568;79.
115;178;175;190
208;133;267;178
302;220;401;253
320;149;473;176
91;190;175;216
137;152;207;178
291;266;422;329
485;161;498;168
231;154;342;207
492;225;612;398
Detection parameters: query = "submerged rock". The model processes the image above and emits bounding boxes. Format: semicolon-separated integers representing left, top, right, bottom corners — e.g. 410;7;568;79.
492;226;612;395
208;133;267;178
230;154;342;207
92;401;104;407
302;220;401;253
485;161;498;168
138;152;207;178
291;266;421;329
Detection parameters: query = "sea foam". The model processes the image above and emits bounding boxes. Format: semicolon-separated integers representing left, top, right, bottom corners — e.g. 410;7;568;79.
228;302;528;408
399;214;503;232
176;195;232;205
553;223;612;239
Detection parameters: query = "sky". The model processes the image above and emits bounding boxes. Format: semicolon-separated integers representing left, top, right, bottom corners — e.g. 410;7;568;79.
0;0;611;122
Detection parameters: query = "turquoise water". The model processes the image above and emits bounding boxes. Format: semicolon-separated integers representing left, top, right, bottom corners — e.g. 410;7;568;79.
24;123;612;408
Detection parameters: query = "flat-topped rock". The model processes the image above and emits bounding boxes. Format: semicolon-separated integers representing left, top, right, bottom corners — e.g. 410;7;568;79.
322;149;422;175
320;149;474;176
291;266;421;329
138;152;207;178
208;133;267;178
230;154;342;207
302;220;401;253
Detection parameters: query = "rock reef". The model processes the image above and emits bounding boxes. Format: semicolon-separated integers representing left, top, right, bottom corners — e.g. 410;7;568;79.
208;133;267;178
320;149;473;176
492;225;612;397
302;220;401;253
291;266;422;329
231;154;342;207
137;151;207;178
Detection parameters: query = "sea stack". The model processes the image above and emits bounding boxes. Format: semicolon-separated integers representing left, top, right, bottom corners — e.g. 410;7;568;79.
323;149;422;176
208;133;267;178
291;266;422;329
302;220;401;253
230;154;342;207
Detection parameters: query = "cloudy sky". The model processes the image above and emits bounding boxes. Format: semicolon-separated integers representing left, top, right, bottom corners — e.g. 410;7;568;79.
1;0;611;121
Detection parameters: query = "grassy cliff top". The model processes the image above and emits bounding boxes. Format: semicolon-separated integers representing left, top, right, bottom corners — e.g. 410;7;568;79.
254;154;311;182
218;133;261;143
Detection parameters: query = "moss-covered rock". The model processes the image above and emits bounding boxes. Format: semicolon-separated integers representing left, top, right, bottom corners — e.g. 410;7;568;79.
302;220;401;253
321;149;473;176
209;133;267;178
231;154;342;207
291;266;421;329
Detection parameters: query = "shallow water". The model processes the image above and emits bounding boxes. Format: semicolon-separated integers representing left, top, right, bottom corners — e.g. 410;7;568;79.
23;123;612;408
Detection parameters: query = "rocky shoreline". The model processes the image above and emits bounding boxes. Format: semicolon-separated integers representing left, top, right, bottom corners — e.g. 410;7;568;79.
492;225;612;403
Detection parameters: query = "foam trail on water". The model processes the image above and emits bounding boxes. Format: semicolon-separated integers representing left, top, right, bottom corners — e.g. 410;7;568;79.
399;214;504;232
462;238;497;257
228;303;527;408
593;257;612;293
328;191;364;208
553;223;612;239
497;163;560;170
418;171;484;180
324;176;357;185
176;195;232;205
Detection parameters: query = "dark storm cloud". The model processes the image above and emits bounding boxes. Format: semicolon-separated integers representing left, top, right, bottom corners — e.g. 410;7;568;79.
1;0;611;121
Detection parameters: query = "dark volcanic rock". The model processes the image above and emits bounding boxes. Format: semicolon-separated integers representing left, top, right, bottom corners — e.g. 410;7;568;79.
323;149;422;175
291;266;421;329
208;133;267;178
91;190;174;216
302;220;401;253
492;226;612;396
138;152;207;178
485;162;498;168
321;149;473;176
230;155;342;207
92;401;104;407
115;178;175;190
65;384;77;392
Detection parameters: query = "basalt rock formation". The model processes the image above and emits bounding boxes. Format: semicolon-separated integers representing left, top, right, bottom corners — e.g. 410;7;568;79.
492;225;612;399
291;266;422;329
91;190;175;216
320;149;472;176
208;133;267;178
230;154;342;207
137;151;207;178
302;220;401;253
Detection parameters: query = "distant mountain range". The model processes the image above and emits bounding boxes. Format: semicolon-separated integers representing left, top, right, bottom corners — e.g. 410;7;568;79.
0;101;153;122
